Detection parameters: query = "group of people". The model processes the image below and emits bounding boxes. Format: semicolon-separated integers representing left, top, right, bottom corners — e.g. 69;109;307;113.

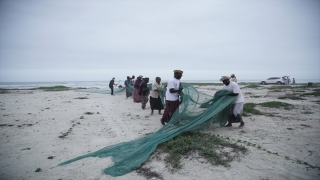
282;76;296;85
109;71;245;128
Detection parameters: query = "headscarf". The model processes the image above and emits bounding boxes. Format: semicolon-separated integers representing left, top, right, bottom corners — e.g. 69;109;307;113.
134;76;142;89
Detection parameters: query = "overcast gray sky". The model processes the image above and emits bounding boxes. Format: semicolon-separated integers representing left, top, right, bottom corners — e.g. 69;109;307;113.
0;0;319;82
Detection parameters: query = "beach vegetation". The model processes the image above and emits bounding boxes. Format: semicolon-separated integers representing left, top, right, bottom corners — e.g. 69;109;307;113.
154;132;247;171
32;86;70;91
35;168;41;172
294;90;306;92
278;96;305;100
75;97;88;99
301;111;313;114
242;103;262;116
250;96;261;98
242;83;261;89
136;167;163;180
84;112;93;115
285;156;290;160
259;101;292;109
300;91;320;96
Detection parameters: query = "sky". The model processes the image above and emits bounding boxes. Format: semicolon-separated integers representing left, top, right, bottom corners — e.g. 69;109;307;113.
0;0;319;82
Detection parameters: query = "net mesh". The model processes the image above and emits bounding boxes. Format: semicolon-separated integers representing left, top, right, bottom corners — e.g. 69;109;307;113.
58;83;237;176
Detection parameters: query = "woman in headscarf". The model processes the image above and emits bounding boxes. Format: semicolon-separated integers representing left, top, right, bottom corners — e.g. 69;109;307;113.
133;75;143;102
139;77;150;109
230;74;237;83
124;76;133;99
150;77;164;114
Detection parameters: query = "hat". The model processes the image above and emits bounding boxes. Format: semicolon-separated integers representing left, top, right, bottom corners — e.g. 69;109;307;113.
173;70;183;74
138;75;143;78
143;77;149;79
220;76;230;81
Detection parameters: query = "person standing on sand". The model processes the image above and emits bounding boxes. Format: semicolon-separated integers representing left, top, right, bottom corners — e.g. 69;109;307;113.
133;75;143;102
160;70;183;125
124;76;133;99
131;75;135;83
139;77;150;109
220;76;245;127
109;77;117;95
150;77;164;115
230;74;237;83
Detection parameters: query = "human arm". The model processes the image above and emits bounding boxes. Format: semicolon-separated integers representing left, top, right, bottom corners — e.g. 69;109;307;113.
169;88;183;93
167;80;183;93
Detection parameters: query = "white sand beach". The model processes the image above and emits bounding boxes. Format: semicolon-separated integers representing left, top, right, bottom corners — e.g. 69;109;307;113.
0;84;319;180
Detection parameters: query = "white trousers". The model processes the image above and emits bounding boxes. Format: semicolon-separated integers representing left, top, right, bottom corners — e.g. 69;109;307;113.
230;102;244;116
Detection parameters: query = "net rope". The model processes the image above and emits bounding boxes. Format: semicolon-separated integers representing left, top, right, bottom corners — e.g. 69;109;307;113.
58;83;237;176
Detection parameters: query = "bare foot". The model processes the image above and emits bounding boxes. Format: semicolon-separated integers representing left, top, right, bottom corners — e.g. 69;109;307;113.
160;119;165;125
224;123;232;127
239;122;245;127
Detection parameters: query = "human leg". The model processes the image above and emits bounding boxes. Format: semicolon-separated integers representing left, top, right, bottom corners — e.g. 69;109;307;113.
224;104;235;127
160;100;179;125
110;87;114;95
141;96;148;109
233;103;244;127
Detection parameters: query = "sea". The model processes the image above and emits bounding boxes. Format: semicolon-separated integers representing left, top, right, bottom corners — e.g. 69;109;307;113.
0;79;319;89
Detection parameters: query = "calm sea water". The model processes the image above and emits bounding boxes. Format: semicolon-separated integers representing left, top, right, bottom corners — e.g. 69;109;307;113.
0;79;319;89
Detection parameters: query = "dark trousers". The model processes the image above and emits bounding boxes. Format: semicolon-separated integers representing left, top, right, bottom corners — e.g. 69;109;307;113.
109;86;114;95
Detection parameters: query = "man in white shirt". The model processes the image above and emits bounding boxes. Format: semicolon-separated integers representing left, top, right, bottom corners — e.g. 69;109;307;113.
220;76;245;127
160;70;183;125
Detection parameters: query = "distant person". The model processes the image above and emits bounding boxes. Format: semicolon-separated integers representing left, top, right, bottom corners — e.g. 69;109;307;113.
109;77;117;95
124;76;133;99
133;75;143;102
283;76;290;85
160;70;183;125
293;78;295;84
230;74;237;83
139;77;150;109
131;75;135;83
150;77;164;115
220;76;245;127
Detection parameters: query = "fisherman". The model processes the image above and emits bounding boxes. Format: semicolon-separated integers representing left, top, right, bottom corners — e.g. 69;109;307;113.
220;76;245;127
230;74;237;83
109;77;117;95
133;75;143;102
160;70;183;125
124;76;133;99
150;77;164;115
139;77;150;109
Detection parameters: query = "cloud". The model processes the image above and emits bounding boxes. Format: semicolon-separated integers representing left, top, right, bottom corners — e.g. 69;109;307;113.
0;0;319;81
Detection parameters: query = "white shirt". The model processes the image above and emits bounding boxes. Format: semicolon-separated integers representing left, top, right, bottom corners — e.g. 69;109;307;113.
165;77;180;101
222;81;244;103
150;82;162;98
231;77;237;83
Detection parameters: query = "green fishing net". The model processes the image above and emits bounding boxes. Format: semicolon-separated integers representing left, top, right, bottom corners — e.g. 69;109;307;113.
59;83;237;176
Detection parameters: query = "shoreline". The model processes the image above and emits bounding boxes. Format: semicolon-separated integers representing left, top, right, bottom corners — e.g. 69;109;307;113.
1;81;319;90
